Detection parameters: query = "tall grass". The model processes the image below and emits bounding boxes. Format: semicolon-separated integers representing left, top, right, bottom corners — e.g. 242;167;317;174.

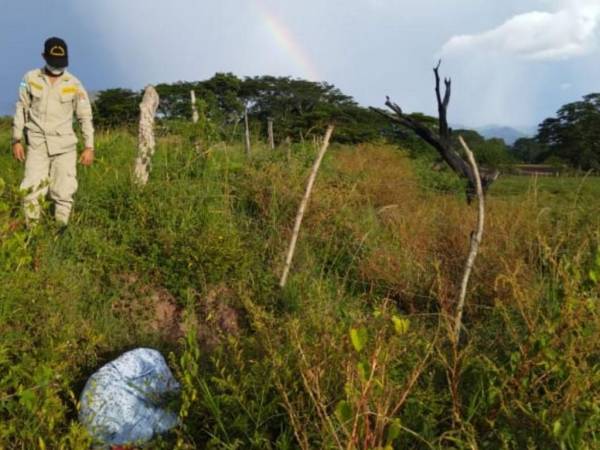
0;127;598;449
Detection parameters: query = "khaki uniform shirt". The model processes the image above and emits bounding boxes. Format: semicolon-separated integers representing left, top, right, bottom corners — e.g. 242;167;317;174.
13;68;94;155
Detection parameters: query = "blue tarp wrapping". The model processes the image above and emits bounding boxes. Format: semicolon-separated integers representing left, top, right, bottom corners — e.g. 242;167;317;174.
79;348;180;447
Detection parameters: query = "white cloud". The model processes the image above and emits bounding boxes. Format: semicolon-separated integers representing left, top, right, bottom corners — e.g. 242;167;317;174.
442;0;600;60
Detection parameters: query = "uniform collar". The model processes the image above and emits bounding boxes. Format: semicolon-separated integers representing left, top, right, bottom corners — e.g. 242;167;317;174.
37;68;71;83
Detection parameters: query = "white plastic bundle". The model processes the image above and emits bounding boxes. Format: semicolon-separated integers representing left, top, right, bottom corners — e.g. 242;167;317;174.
79;348;180;448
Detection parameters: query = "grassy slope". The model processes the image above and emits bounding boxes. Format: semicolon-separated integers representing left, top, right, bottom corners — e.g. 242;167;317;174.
0;126;599;449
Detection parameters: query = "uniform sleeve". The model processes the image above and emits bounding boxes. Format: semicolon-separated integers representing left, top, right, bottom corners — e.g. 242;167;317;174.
74;81;94;149
13;78;31;141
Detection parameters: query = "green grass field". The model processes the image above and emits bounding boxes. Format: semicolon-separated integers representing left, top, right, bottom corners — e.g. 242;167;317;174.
492;173;600;203
1;125;598;449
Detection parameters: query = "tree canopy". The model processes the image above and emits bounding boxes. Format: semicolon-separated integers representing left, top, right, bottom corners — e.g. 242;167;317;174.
91;74;392;144
93;88;142;128
510;93;600;170
535;93;600;170
451;130;515;168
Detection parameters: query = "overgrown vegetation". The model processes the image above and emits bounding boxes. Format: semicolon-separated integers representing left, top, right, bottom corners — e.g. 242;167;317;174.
1;123;599;448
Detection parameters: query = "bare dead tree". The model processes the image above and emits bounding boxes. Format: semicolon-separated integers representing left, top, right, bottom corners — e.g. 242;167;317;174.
134;85;160;186
371;61;499;202
280;125;335;288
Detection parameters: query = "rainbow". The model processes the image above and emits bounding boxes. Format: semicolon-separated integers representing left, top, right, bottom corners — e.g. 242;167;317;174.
252;0;321;81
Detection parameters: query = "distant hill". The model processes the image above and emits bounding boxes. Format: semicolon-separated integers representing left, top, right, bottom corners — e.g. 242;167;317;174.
476;125;533;145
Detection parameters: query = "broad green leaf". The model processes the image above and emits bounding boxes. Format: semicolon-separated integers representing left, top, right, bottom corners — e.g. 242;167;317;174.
392;315;410;335
350;327;368;352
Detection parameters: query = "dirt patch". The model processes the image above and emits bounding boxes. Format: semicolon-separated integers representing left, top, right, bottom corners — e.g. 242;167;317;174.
184;285;243;350
111;274;183;341
148;288;183;341
111;276;242;347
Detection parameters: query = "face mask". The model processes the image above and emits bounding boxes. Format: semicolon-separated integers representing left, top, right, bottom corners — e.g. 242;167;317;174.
45;64;64;76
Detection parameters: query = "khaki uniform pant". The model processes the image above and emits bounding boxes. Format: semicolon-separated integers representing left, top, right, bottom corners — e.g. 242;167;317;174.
20;137;78;225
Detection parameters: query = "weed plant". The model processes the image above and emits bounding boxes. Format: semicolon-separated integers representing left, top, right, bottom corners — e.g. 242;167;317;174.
0;129;598;449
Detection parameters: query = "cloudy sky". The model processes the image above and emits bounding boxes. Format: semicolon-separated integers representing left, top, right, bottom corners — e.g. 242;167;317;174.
1;0;599;129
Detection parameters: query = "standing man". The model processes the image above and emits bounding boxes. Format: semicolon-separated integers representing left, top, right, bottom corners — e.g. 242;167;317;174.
12;37;94;227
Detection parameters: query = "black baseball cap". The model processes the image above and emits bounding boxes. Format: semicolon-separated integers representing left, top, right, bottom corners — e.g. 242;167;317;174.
43;37;68;68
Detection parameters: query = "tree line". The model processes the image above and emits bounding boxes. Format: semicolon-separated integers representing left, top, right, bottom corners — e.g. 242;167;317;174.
91;74;515;164
93;73;387;144
89;73;599;170
514;93;600;170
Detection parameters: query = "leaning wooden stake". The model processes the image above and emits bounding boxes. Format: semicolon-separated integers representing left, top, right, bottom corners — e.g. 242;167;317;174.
134;85;160;186
244;106;251;156
190;90;199;124
280;125;335;288
453;135;485;343
268;117;275;149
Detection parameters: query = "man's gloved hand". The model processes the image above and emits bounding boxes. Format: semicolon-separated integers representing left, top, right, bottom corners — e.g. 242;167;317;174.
79;147;94;166
12;142;25;162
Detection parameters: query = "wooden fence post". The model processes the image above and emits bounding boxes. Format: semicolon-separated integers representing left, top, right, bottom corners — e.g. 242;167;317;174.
280;125;335;287
191;90;199;124
244;106;251;156
268;117;275;149
134;85;159;186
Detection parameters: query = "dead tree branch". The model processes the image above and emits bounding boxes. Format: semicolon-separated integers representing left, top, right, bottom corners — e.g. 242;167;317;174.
454;135;485;343
370;61;499;202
